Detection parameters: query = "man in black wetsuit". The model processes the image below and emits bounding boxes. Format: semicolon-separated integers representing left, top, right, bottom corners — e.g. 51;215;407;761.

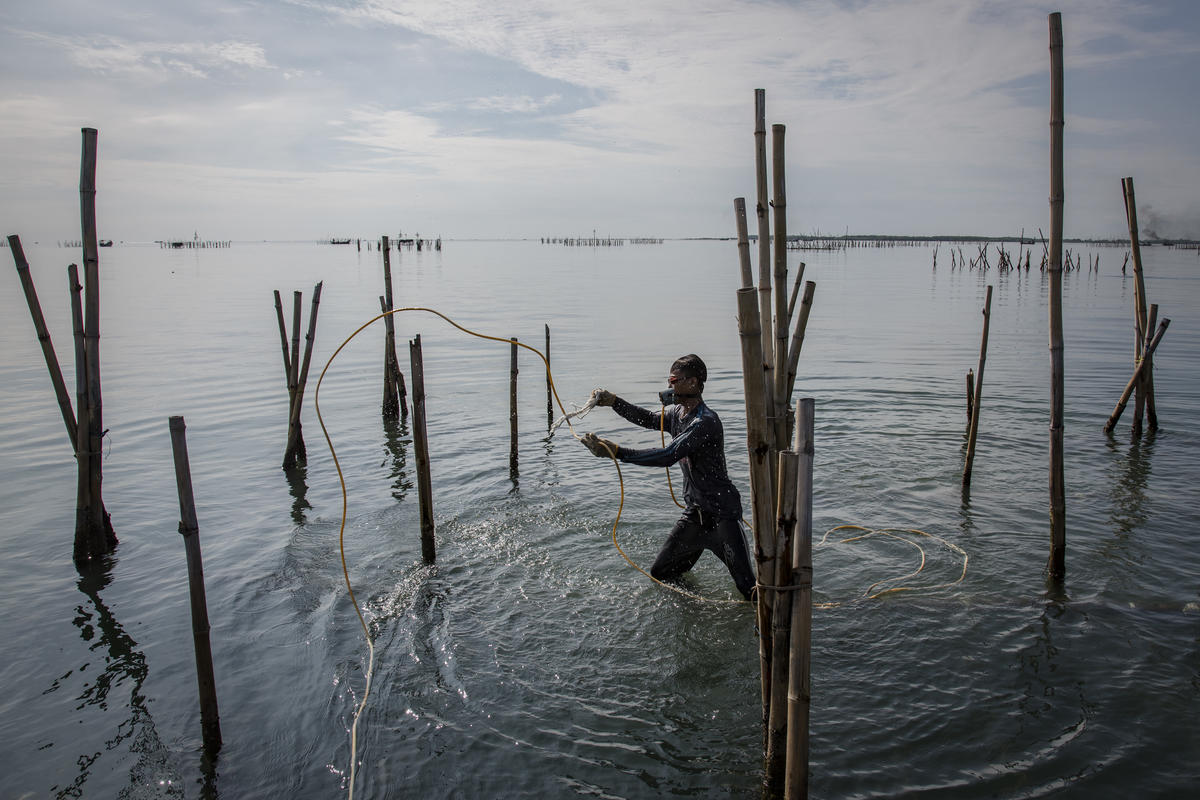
581;354;757;600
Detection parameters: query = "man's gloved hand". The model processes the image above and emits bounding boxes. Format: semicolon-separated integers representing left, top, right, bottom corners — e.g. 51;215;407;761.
592;388;616;407
581;432;619;458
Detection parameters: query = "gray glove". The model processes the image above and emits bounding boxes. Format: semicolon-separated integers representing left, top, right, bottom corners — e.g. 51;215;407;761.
581;432;619;458
592;388;616;407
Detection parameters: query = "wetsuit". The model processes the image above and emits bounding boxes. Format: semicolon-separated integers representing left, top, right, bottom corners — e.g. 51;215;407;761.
609;397;756;600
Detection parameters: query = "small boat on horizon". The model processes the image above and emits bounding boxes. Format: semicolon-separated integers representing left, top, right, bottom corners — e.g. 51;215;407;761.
99;239;113;247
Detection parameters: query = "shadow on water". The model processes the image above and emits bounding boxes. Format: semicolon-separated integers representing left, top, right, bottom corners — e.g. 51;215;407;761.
283;463;312;526
382;415;413;503
47;558;220;799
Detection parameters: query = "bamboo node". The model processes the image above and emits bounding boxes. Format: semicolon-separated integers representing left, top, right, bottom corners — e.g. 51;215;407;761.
178;522;199;537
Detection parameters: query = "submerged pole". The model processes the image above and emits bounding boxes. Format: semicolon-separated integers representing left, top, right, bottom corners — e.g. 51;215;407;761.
1047;12;1067;580
168;416;222;754
963;285;993;488
409;335;436;562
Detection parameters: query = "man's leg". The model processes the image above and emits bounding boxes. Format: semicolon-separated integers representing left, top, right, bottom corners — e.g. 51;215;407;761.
711;517;757;600
650;512;706;583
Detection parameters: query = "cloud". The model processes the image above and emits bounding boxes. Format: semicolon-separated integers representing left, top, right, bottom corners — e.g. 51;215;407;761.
15;30;273;79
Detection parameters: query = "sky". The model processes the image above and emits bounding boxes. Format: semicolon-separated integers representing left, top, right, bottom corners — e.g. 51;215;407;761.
2;0;1198;241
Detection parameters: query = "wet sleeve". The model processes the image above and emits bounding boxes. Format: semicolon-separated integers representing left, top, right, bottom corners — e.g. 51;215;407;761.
611;396;664;431
616;419;705;467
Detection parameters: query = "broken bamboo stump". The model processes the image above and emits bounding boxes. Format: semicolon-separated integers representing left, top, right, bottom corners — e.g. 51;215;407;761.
168;415;222;754
785;398;815;800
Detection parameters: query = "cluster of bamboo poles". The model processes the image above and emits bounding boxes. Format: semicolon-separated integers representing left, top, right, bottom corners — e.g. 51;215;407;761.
732;88;817;800
274;283;324;468
1104;177;1170;435
8;128;115;564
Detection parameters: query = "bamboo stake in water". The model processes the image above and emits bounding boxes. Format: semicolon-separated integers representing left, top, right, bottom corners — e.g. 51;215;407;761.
1047;12;1067;580
963;285;993;487
168;416;222;754
409;335;436;562
510;337;519;478
78;127;111;561
1122;177;1155;433
289;290;302;415
765;449;799;796
1144;304;1159;429
545;324;552;428
966;369;975;424
382;235;401;419
1105;319;1170;433
785;399;815;800
784;281;817;405
736;286;775;733
9;234;77;446
273;290;292;394
69;264;93;557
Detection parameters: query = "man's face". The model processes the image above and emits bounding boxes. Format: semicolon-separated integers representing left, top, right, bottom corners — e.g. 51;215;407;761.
668;370;698;397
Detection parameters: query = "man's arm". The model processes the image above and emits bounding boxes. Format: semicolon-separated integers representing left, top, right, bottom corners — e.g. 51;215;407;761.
612;396;665;431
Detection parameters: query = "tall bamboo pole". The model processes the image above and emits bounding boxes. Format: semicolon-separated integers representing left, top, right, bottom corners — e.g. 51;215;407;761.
410;335;436;562
737;286;775;732
78;126;110;560
771;124;790;451
9;235;77;445
765;450;799;795
784;399;814;800
963;285;993;487
1047;12;1066;580
755;90;775;399
168;416;222;754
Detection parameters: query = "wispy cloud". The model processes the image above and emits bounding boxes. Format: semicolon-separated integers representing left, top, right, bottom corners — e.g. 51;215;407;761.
16;30;273;79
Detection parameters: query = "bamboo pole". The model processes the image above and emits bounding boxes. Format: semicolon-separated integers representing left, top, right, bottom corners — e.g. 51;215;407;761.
9;235;77;445
966;369;975;423
1144;304;1159;429
409;335;436;562
1047;12;1066;580
1105;319;1170;433
78;126;110;561
545;324;552;428
510;337;519;476
736;286;775;732
1122;177;1155;434
962;286;992;487
765;449;799;795
283;281;323;468
273;290;292;393
786;263;806;326
289;290;302;414
771;124;790;451
784;281;817;405
382;235;401;419
69;264;93;558
168;416;222;754
755;90;775;398
784;398;814;800
735;198;753;288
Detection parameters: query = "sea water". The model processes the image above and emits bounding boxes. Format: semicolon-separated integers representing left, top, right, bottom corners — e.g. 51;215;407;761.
0;239;1197;798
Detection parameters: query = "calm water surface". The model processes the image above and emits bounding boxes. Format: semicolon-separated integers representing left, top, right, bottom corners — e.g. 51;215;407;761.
1;239;1198;798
